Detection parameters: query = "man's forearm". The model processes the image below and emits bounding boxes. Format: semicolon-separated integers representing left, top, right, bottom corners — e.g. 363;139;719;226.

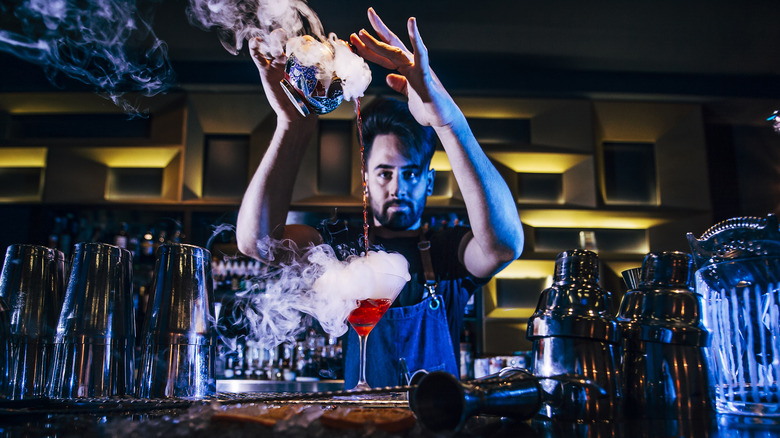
236;118;317;259
434;113;524;264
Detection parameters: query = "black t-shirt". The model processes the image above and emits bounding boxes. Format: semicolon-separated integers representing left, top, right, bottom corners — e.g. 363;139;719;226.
318;221;488;364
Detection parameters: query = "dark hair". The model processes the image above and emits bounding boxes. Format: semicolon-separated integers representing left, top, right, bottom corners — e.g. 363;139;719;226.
360;98;436;168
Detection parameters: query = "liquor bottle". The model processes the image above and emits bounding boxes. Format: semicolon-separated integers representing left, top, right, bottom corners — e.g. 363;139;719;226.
460;327;474;380
113;222;129;249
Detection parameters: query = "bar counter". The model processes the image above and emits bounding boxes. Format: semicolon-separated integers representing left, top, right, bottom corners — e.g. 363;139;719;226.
1;388;778;438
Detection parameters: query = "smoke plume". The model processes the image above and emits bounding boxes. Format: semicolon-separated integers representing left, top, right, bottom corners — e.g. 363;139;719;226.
187;0;371;102
218;235;410;350
0;0;175;113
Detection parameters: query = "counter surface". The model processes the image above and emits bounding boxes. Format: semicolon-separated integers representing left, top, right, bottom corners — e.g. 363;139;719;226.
0;392;778;437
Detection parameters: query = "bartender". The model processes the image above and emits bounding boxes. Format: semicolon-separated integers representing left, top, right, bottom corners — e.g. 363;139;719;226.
236;8;524;387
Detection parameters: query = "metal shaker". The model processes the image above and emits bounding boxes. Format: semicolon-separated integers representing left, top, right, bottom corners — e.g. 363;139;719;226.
527;249;622;421
617;251;711;421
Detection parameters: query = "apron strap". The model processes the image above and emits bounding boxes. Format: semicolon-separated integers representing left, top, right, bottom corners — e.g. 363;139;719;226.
417;231;440;310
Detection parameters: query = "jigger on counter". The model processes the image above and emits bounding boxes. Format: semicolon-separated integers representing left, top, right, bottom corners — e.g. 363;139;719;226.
0;244;66;400
526;249;623;421
617;251;711;423
136;243;216;399
48;243;135;398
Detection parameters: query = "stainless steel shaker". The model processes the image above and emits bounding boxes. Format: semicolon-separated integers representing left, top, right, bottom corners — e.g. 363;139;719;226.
527;249;622;421
617;251;711;421
0;244;65;399
137;243;216;399
48;242;135;398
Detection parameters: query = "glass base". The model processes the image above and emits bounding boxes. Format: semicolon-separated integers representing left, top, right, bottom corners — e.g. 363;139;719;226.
718;413;780;429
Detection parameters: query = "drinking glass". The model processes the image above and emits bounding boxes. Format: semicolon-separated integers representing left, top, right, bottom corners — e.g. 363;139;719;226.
48;242;135;398
347;271;407;391
689;214;780;425
136;243;216;399
0;244;65;400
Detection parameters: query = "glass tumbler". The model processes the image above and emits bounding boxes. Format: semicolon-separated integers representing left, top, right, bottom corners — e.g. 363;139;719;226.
689;214;780;424
48;242;135;398
0;244;65;399
137;243;216;399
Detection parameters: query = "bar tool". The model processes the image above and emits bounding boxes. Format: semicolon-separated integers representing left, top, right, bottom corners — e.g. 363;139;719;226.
411;368;608;433
0;244;65;399
48;242;135;398
688;214;780;424
617;251;711;421
526;249;623;421
137;243;216;399
621;267;642;290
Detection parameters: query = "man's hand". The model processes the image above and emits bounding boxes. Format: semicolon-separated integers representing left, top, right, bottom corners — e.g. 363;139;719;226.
349;8;461;129
249;33;314;124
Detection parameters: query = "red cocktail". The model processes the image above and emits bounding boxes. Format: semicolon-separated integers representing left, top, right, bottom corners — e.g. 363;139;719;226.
348;298;393;336
347;297;394;390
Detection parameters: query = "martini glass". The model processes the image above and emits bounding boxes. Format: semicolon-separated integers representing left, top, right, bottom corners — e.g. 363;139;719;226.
347;271;407;391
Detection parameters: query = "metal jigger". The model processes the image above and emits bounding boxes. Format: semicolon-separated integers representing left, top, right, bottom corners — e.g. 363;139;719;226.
411;368;609;433
527;249;623;421
0;244;65;400
412;369;542;432
48;243;135;398
136;243;216;399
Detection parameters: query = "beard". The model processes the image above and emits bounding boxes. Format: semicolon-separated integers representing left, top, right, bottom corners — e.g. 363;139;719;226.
373;198;425;231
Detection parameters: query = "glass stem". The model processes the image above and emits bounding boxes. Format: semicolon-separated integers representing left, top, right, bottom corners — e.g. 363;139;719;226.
357;332;370;387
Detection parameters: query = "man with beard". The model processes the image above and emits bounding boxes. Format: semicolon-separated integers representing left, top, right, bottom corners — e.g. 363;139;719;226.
237;8;524;387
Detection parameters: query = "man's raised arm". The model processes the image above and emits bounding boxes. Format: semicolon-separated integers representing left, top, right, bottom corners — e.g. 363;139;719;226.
236;37;322;260
350;8;524;278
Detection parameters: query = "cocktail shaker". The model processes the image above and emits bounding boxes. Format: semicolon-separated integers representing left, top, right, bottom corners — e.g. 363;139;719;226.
617;251;711;421
527;249;622;421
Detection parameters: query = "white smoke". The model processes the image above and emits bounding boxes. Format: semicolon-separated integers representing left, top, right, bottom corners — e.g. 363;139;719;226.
187;0;371;102
0;0;175;114
219;236;410;350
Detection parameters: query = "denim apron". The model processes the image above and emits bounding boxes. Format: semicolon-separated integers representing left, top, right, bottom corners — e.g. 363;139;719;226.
344;293;458;389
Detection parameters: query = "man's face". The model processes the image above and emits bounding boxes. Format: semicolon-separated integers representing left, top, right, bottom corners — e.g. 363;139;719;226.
366;134;434;231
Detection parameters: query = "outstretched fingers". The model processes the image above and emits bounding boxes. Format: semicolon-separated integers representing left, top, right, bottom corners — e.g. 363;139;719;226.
249;37;270;70
407;17;430;77
367;7;409;52
349;31;396;70
355;28;412;69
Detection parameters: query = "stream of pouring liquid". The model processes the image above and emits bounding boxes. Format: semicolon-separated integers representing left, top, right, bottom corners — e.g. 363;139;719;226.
357;97;369;254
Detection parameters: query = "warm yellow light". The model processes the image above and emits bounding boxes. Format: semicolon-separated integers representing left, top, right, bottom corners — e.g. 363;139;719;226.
604;260;644;279
520;209;672;229
454;97;535;119
430;151;451;171
0;148;47;167
495;260;555;278
489;152;589;173
0;93;119;114
486;308;537;319
77;147;179;167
